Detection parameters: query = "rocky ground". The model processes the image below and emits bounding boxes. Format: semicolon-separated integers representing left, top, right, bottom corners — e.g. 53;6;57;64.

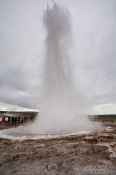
0;123;116;175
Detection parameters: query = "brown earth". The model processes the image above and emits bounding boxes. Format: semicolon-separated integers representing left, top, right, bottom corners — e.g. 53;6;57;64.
0;123;116;175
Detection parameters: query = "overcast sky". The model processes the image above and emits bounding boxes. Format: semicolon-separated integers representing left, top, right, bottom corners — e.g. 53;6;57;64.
0;0;116;111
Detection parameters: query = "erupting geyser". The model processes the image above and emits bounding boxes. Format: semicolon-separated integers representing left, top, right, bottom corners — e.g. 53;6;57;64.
30;1;96;134
0;1;100;138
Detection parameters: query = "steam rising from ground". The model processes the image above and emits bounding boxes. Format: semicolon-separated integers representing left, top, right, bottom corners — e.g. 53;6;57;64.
29;2;98;134
0;2;100;137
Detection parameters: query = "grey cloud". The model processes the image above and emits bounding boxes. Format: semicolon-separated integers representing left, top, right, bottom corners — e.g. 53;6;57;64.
0;0;116;109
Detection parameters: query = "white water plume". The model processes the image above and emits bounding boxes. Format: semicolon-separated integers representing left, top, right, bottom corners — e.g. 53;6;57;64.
30;2;98;134
0;2;100;138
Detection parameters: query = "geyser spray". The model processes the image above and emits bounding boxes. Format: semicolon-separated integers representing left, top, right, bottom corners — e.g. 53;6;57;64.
32;2;96;134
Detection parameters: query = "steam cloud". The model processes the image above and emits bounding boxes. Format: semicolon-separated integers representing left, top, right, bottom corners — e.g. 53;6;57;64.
29;2;98;134
1;2;100;137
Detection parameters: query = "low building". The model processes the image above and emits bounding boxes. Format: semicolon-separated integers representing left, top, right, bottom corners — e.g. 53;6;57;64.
0;111;38;129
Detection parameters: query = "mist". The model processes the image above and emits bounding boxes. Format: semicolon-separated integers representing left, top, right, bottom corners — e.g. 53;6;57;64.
20;2;99;135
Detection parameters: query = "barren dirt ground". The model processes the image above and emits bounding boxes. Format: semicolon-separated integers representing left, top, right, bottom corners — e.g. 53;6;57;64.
0;123;116;175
